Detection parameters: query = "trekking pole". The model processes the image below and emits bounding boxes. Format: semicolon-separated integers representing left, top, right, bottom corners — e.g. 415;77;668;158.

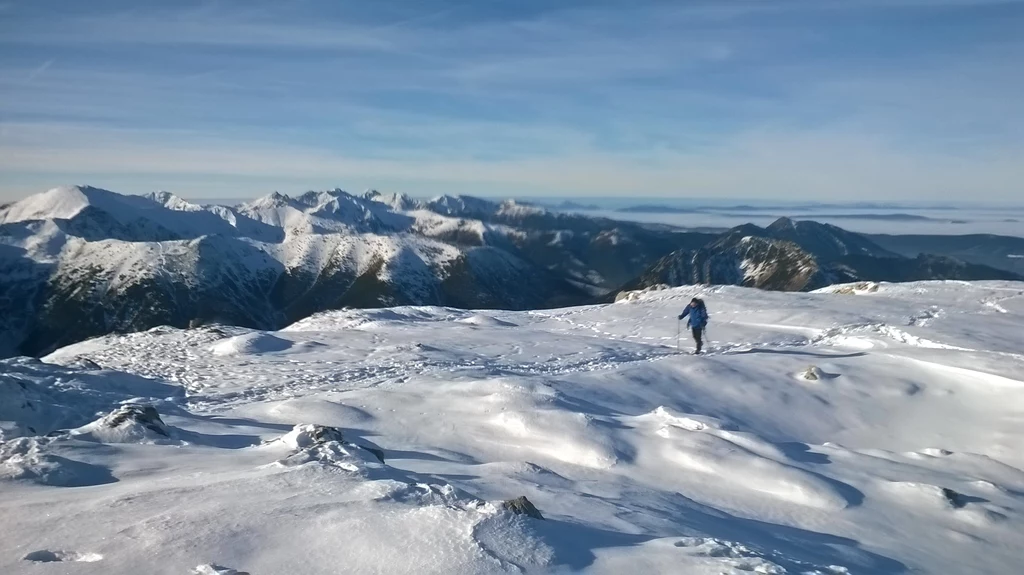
676;319;681;353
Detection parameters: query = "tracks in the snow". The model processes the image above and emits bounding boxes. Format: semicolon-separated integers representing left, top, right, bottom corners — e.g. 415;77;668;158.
61;306;1024;413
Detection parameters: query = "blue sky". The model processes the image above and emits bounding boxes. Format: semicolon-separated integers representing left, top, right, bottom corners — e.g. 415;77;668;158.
1;0;1022;202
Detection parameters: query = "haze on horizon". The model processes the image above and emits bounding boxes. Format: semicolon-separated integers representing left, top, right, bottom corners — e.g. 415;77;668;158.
1;0;1022;203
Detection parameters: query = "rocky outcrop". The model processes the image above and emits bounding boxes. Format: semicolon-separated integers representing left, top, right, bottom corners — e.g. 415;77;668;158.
100;405;168;437
502;496;544;520
276;424;385;469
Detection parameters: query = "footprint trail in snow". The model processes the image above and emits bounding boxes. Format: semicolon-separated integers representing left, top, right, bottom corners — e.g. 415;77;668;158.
2;281;1023;574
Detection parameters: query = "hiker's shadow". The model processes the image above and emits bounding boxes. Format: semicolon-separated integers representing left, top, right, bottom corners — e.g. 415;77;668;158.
728;348;868;359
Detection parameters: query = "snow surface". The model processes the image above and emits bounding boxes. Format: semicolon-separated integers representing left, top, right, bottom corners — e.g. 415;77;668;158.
3;281;1024;574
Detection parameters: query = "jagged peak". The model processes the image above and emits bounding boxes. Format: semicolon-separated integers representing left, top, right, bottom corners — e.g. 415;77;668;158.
725;223;769;238
767;216;798;231
146;190;175;202
364;190;419;211
425;194;499;217
497;199;547;217
428;194;461;205
244;191;294;210
298;188;347;202
144;191;203;212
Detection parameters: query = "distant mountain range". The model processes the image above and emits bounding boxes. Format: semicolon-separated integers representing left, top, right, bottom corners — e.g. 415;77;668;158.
614;202;970;213
614;204;965;222
0;186;711;357
867;233;1024;278
537;200;602;211
619;217;1021;293
1;186;1020;357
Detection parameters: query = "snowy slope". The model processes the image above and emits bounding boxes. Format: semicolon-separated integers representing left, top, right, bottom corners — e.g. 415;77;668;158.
2;281;1022;574
0;186;152;224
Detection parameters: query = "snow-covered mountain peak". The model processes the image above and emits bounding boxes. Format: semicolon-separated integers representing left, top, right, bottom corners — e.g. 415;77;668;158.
244;191;294;211
237;188;412;234
296;188;353;207
1;185;102;224
364;190;420;211
144;191;204;212
0;185;185;231
497;199;546;218
425;194;499;218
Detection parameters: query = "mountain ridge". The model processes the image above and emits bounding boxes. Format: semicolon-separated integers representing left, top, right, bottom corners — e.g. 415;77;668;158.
3;187;1019;358
0;185;705;357
618;218;1021;295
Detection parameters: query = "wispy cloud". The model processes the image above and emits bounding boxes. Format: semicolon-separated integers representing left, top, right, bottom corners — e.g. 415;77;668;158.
1;122;1020;201
24;58;54;82
0;0;1022;201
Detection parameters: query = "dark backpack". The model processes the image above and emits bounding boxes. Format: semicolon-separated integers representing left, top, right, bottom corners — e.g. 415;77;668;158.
693;298;709;322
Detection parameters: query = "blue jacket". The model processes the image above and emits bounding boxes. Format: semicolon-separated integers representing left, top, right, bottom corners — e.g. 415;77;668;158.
679;304;709;329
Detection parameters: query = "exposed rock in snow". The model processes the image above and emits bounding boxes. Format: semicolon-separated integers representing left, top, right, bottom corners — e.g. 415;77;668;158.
615;283;670;302
100;404;168;435
70;404;171;443
22;550;103;563
502;496;544;520
275;424;385;470
192;564;250;575
803;365;822;381
942;487;970;509
797;365;840;382
280;423;345;449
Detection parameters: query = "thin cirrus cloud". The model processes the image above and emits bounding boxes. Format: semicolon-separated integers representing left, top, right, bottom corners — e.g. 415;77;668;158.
0;0;1022;202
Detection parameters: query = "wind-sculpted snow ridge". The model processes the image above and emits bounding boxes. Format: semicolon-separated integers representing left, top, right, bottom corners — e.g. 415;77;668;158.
0;356;184;439
3;281;1024;573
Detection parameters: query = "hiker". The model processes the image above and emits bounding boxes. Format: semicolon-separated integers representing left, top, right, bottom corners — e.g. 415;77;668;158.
678;297;709;354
